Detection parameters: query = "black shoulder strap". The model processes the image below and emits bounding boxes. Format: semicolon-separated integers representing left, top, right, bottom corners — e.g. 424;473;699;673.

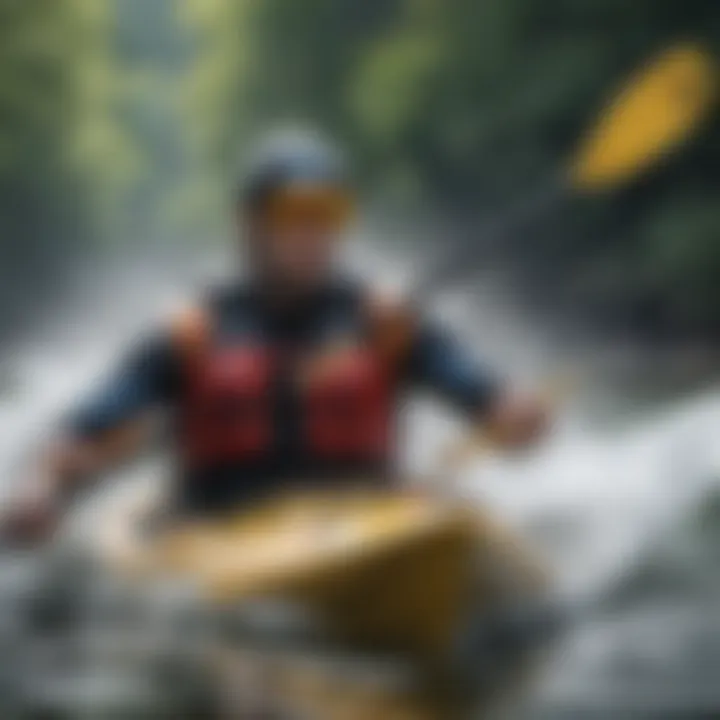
363;289;419;374
169;302;212;369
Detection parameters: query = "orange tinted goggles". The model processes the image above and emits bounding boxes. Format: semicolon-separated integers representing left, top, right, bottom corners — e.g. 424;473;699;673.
262;184;355;230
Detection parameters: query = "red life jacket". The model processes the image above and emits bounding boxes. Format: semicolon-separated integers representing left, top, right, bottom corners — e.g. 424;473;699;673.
171;293;409;471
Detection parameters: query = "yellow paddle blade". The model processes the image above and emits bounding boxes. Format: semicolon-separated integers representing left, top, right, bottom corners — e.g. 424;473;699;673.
570;44;717;192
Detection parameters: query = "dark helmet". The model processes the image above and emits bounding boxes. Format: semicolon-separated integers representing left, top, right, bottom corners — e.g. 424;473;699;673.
238;128;351;212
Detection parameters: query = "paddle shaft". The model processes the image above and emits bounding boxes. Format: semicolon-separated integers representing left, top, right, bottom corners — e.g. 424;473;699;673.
410;177;567;303
412;43;717;301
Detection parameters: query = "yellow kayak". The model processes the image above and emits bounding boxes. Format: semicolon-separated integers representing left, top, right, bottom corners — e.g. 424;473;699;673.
95;486;550;718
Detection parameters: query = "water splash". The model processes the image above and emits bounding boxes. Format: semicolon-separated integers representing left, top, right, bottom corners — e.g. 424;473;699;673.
1;248;718;715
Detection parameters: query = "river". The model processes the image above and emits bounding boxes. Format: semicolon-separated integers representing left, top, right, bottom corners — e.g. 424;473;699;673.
0;246;718;718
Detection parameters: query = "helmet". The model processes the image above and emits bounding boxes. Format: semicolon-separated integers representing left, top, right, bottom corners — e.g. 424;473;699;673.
239;128;354;229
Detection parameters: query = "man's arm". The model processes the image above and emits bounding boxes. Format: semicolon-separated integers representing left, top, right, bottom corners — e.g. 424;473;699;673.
406;318;547;447
358;284;547;450
66;332;179;440
3;330;181;542
406;322;500;414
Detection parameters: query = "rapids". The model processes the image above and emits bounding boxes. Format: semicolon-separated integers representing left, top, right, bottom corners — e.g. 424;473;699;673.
0;248;718;717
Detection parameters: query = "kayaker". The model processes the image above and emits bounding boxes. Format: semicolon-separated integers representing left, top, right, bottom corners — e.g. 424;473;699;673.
2;129;547;541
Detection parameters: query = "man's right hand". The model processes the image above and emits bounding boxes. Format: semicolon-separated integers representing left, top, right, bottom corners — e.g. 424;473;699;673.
0;438;99;547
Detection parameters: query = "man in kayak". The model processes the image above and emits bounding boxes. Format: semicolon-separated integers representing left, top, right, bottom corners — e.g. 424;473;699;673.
3;130;547;540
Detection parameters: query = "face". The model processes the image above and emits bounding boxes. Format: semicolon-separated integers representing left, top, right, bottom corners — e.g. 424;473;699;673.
244;183;352;291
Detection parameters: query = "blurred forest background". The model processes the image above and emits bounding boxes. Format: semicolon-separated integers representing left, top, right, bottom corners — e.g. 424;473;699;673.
1;0;719;341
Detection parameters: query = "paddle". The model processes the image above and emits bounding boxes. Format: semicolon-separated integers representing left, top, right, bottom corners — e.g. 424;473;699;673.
424;43;717;474
414;42;718;300
569;43;716;193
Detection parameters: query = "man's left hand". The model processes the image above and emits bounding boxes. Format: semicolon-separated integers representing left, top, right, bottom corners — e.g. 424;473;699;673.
484;391;550;450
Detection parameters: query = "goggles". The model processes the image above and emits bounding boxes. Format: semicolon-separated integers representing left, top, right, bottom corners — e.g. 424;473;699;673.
259;183;355;232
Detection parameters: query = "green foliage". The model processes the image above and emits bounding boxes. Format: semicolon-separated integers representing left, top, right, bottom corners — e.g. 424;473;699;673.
0;0;137;330
178;0;720;336
2;0;717;337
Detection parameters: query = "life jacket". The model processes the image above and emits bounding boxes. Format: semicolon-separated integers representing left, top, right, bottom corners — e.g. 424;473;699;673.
170;287;415;474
